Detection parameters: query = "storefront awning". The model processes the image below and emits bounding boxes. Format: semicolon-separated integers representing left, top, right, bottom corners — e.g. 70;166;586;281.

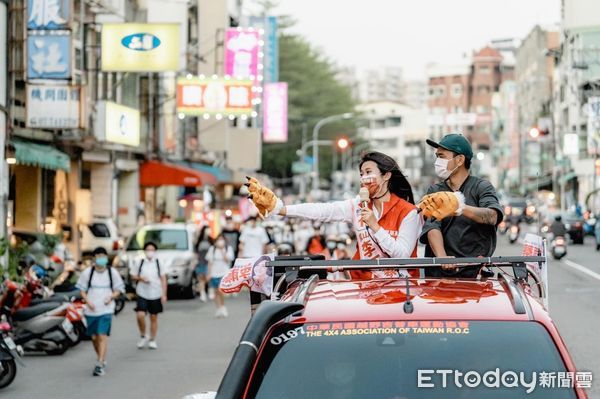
140;160;217;187
12;140;71;172
176;161;232;183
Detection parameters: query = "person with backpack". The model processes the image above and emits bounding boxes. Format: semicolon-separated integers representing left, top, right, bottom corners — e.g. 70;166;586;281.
129;242;167;350
76;247;125;377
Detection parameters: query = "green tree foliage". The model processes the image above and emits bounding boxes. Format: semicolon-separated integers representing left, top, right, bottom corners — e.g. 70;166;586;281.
261;34;356;182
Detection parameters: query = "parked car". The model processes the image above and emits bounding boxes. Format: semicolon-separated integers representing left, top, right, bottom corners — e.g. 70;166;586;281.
123;224;198;298
184;256;585;398
80;218;120;259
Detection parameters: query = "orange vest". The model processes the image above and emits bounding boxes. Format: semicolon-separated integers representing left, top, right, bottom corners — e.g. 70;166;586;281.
351;193;418;279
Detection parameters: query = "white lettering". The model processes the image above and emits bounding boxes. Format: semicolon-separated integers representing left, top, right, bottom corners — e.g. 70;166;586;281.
417;370;434;388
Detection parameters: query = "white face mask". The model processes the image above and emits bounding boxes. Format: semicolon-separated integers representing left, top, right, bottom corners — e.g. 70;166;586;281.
145;250;155;260
434;157;459;180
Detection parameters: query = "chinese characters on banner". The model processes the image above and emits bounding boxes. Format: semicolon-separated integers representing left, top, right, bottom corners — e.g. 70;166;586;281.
263;83;287;143
176;77;253;116
26;85;81;128
26;0;72;80
224;29;261;78
27;33;71;79
247;16;278;83
27;0;71;30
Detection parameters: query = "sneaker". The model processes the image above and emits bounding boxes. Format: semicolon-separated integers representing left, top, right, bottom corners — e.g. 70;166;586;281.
208;288;215;300
137;336;148;349
215;307;224;318
221;306;228;318
93;365;105;377
199;291;207;302
148;340;158;350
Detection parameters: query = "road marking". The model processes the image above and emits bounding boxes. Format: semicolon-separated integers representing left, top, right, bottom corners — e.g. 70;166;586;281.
563;259;600;282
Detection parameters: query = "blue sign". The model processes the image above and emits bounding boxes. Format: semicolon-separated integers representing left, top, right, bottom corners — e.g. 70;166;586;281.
27;0;71;30
248;16;279;83
121;33;162;51
27;33;72;79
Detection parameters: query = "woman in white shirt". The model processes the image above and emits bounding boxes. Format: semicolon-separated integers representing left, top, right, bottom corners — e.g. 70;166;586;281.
205;234;235;318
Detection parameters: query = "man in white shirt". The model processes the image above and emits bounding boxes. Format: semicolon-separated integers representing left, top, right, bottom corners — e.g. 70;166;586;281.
238;217;270;258
76;247;125;377
129;242;167;350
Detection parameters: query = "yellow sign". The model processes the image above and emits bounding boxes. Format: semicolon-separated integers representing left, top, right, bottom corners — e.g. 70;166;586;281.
101;23;180;72
100;101;140;147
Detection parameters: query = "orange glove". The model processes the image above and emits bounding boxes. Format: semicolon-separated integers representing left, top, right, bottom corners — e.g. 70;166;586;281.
418;191;465;221
245;176;282;218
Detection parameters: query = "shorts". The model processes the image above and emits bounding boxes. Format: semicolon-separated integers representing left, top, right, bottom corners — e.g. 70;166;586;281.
85;314;112;337
195;264;208;277
209;277;223;289
135;297;163;314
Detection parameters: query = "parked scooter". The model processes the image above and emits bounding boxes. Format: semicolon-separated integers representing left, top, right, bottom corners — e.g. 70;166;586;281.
551;236;568;260
0;316;24;389
508;224;520;244
0;280;76;355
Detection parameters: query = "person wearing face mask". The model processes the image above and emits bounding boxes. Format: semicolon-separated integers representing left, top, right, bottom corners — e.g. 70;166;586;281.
245;152;422;275
129;242;167;350
419;134;504;278
206;234;235;318
76;247;125;377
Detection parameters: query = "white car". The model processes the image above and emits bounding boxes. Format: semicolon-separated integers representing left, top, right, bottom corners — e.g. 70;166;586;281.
123;224;198;298
80;218;120;259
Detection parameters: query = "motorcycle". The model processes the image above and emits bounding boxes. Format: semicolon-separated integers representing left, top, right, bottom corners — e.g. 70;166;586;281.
551;236;567;260
0;280;76;355
508;224;520;244
0;316;24;389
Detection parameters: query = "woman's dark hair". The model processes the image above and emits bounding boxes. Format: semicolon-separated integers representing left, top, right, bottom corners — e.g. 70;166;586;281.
143;241;158;250
195;226;213;249
359;151;415;204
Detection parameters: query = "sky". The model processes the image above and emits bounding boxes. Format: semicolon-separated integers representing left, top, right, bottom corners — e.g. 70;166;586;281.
252;0;561;80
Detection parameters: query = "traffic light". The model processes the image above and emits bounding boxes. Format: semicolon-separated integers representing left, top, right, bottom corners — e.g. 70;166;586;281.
529;126;550;139
529;127;540;139
336;137;350;151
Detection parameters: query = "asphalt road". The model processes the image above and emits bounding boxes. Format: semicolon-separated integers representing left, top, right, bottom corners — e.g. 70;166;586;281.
5;231;599;398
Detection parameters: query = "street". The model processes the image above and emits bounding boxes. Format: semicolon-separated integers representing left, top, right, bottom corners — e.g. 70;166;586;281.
4;234;600;398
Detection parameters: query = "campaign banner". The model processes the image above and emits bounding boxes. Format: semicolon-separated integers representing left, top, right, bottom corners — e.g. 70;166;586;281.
220;254;274;295
224;28;261;79
263;82;288;143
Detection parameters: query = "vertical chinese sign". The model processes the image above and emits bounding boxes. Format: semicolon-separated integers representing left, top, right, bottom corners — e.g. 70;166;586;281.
262;83;287;143
223;28;260;79
26;0;73;80
26;0;79;127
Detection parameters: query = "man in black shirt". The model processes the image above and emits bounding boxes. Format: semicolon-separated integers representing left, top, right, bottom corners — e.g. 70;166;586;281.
420;134;503;278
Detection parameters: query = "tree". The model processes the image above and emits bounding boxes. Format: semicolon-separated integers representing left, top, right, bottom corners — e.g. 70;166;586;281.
260;33;357;182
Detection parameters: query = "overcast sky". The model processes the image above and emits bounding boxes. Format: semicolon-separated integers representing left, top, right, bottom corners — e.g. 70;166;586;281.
261;0;561;80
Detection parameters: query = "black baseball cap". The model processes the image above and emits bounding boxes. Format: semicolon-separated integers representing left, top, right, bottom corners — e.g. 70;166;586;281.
426;134;474;160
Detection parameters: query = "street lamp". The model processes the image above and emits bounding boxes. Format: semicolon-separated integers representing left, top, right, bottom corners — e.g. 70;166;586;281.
312;113;354;192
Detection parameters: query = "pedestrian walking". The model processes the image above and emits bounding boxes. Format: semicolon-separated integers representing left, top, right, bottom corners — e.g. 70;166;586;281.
206;234;234;318
195;226;213;302
238;216;270;258
129;242;167;350
76;247;125;377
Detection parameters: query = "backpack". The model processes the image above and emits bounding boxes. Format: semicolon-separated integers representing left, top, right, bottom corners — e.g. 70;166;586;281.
138;258;161;277
87;266;114;292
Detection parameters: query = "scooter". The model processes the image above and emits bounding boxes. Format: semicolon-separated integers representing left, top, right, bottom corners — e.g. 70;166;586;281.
0;281;76;355
551;236;567;260
0;316;24;389
508;224;520;244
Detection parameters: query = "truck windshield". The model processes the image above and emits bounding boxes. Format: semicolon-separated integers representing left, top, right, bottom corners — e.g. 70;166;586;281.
248;321;575;399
